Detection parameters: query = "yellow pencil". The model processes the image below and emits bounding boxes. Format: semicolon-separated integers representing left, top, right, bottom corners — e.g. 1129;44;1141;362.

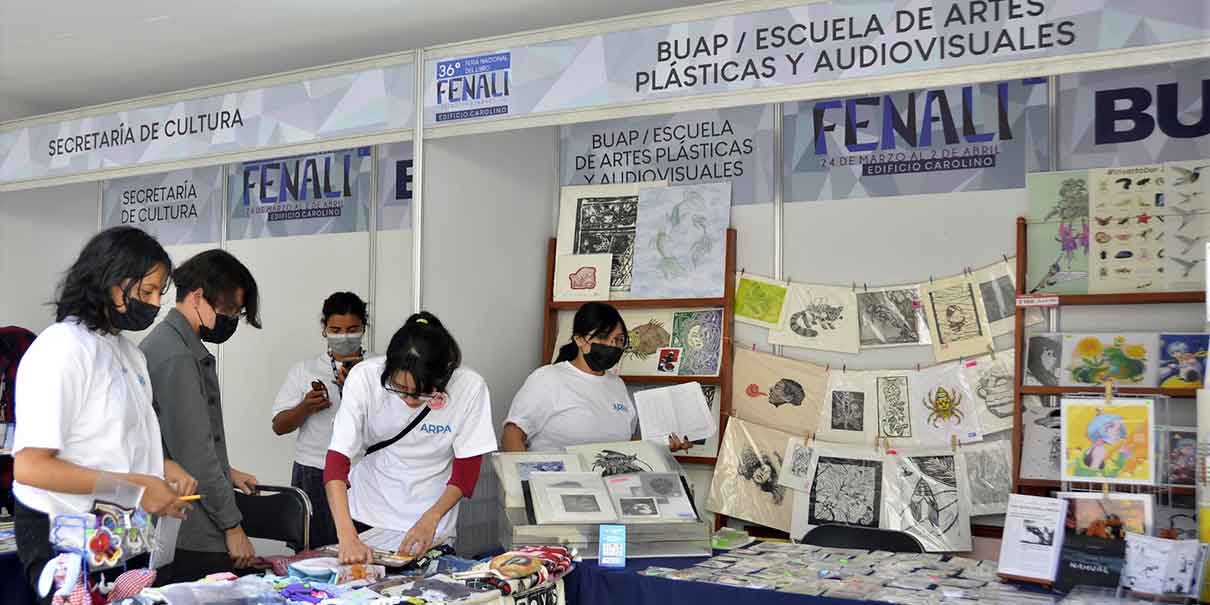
178;495;202;501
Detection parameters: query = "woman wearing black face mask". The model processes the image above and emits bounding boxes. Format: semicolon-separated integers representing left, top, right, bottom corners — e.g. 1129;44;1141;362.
140;249;262;583
11;227;197;604
502;302;691;453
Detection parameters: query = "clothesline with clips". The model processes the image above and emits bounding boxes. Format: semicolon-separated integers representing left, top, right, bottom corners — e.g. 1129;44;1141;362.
737;253;1016;293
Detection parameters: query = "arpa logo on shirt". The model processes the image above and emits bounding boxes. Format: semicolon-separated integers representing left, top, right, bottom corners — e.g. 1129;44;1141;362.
421;423;453;434
612;402;628;413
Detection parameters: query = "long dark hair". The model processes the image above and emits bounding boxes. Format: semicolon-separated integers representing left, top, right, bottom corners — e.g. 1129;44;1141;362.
54;227;172;333
382;312;461;394
173;249;262;328
322;292;368;325
555;302;628;364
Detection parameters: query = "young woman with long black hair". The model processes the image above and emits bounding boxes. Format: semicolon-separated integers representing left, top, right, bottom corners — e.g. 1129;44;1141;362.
323;312;496;563
11;226;196;601
501;302;690;453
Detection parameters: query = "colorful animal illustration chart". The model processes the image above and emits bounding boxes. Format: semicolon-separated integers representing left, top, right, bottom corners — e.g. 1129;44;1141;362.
708;418;795;533
631;182;732;299
1060;398;1155;485
1060;333;1159;387
1025;170;1090;295
731;347;827;437
768;283;860;354
921;274;993;363
1161;160;1210;292
1088;164;1166;293
735;273;789;329
908;362;984;445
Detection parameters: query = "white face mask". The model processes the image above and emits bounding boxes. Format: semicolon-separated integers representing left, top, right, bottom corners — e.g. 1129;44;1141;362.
327;332;363;356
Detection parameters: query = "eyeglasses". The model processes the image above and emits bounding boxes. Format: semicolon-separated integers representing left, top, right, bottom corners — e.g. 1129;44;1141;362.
384;383;437;402
590;336;628;348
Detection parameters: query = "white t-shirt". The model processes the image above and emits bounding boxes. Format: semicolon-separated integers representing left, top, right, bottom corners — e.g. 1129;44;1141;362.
272;353;349;469
13;320;165;517
505;361;637;452
328;359;497;540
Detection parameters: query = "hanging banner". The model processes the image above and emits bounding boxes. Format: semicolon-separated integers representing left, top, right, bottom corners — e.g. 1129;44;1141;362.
101;166;222;245
377;142;414;230
1058;58;1210;170
423;1;1208;127
784;78;1049;202
226;147;372;240
559;105;775;205
0;61;414;185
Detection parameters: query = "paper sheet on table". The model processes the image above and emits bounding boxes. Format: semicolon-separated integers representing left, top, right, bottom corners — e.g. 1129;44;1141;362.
359;527;406;552
635;382;716;443
997;494;1068;582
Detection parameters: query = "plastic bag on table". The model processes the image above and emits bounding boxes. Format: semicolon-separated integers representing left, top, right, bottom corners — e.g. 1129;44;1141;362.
49;474;156;571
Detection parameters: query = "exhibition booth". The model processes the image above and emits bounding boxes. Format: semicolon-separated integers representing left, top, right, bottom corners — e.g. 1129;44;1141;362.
1;0;1209;603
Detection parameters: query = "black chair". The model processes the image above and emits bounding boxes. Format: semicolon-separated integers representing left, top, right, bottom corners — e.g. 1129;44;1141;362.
233;485;311;552
801;524;924;553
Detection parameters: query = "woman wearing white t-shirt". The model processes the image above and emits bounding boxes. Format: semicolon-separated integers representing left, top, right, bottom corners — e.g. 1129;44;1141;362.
323;312;496;564
272;291;369;549
502;302;690;453
12;227;196;599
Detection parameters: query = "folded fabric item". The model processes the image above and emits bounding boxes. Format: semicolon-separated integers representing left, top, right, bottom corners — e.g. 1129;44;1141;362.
287;557;342;584
510;545;575;577
281;582;338;604
468;567;550;596
384;577;476;601
105;568;157;602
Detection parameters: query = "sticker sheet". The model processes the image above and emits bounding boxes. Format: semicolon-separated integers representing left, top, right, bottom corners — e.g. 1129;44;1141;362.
921;274;993;362
962;440;1012;517
1060;333;1159;387
1060;397;1155;486
885;450;972;552
907;361;984;446
963;351;1015;435
768;283;860;355
1088;164;1166;293
790;445;886;541
1024;333;1063;387
971;261;1019;337
1025;170;1090;295
707;417;795;533
1158;333;1209;389
1019;395;1062;481
552;253;612;302
731;347;827;438
855;285;931;348
734;273;789;329
816;370;876;445
631;182;732;299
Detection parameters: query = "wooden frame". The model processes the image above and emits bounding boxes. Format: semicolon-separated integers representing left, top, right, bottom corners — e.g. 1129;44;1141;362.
1010;216;1205;499
540;228;738;469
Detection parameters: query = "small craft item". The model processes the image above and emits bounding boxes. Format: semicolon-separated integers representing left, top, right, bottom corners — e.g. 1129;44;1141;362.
335;563;386;585
280;582;337;604
490;552;545;578
287;557;342;583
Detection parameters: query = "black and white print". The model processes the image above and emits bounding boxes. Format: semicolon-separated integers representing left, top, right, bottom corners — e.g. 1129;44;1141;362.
572;196;639;291
890;453;971;552
640;474;683;499
830;390;865;431
876;375;912;439
1019;396;1062;481
979;275;1016;323
739;445;786;505
1025;333;1062;386
619;497;660;517
965;353;1016;435
962;440;1012;516
561;494;602;513
856;288;923;347
807;456;882;528
778;438;813;492
1021;520;1055;546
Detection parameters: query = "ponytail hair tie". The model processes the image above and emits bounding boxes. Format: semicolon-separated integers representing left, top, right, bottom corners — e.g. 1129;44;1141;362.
416;318;428;325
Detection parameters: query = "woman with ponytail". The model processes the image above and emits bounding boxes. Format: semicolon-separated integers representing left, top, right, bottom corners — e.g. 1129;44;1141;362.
502;302;690;453
323;312;496;563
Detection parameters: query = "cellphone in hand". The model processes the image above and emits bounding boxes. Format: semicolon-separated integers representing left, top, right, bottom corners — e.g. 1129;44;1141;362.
311;380;329;397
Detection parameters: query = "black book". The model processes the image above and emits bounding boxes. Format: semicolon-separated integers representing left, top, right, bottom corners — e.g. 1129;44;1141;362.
1054;531;1126;593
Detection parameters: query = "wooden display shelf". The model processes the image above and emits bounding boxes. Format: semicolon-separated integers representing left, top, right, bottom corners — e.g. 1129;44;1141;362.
619;374;722;385
549;297;726;311
1017;478;1194;496
1049;291;1204;306
1021;385;1198;398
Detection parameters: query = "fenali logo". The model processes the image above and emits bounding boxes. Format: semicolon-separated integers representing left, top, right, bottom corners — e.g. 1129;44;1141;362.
240;150;362;206
807;79;1042;177
420;423;453;434
1095;78;1210;145
434;52;512;123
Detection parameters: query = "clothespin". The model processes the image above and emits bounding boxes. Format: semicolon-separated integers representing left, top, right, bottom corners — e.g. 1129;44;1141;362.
1002;253;1010;264
863;283;868;292
825;363;831;374
843;364;847;374
929;275;934;284
1103;379;1114;404
740;267;746;277
916;363;921;372
989;343;997;360
852;281;857;292
1101;482;1110;500
786;276;792;285
883;436;894;455
951;435;958;452
751;343;756;352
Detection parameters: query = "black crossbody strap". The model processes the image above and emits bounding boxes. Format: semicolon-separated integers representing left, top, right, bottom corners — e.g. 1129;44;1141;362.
365;406;431;456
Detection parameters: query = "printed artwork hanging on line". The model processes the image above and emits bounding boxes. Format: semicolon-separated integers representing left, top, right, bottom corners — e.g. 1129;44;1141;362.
731;347;827;438
768;283;860;354
921;273;993;362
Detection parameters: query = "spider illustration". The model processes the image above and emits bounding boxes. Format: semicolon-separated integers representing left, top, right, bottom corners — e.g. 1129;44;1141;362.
923;386;964;427
591;450;652;476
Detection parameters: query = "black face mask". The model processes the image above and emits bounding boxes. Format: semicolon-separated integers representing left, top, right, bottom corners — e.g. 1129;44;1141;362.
583;343;624;372
200;312;239;344
113;296;160;332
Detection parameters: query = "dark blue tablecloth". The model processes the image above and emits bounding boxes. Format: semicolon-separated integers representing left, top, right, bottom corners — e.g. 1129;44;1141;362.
563;556;881;605
2;550;38;605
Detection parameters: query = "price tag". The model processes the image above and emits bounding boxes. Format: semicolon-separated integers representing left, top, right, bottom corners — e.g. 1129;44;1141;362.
1015;294;1059;308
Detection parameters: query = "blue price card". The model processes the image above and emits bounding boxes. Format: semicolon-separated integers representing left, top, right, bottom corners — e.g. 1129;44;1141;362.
598;524;627;568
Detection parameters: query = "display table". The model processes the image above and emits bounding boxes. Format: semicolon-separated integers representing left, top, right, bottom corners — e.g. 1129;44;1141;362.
564;556;880;605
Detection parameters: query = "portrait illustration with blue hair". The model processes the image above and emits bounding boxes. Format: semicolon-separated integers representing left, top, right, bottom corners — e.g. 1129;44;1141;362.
1063;399;1154;485
1081;413;1130;473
